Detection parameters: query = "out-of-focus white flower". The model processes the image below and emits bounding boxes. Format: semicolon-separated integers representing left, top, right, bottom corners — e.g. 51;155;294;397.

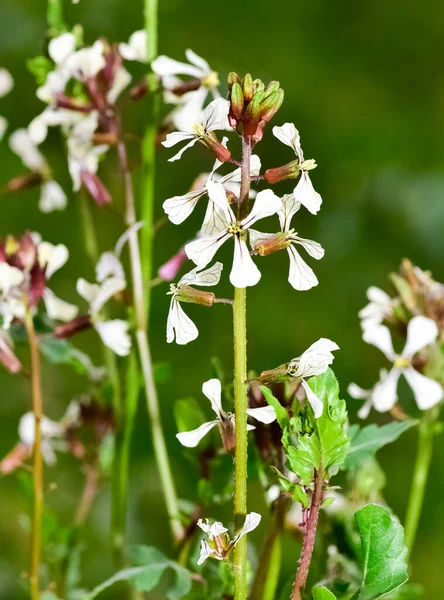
347;369;389;419
176;378;276;448
8;129;67;212
119;30;148;62
359;286;397;331
153;49;220;132
107;66;131;104
185;182;281;288
250;193;324;291
35;33;77;104
162;98;229;162
287;339;340;417
272;123;322;215
28;106;85;145
167;262;223;345
197;511;261;565
66;41;106;82
362;316;443;411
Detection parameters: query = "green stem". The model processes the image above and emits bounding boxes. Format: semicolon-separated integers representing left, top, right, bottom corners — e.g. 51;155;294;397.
233;134;251;600
25;309;43;600
404;407;439;560
141;0;160;316
47;0;64;35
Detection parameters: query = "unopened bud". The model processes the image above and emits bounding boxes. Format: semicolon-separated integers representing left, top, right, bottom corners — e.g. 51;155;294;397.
81;171;112;206
174;284;215;307
260;88;284;123
264;81;280;97
242;73;254;101
257;364;290;386
220;418;236;453
18;232;38;270
253;232;290;256
253;79;265;94
55;315;92;339
252;120;267;143
230;82;244;120
264;160;301;184
200;132;231;163
243;94;263;136
228;72;241;91
7;172;42;192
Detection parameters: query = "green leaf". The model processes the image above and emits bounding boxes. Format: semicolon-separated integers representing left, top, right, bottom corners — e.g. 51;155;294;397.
355;504;408;600
260;385;289;428
82;545;192;600
343;421;418;470
27;56;53;86
40;338;105;382
313;587;338;600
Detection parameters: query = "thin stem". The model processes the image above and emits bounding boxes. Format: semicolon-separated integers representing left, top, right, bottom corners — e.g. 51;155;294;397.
291;467;324;600
47;0;64;35
24;309;43;600
141;0;160;316
214;297;234;305
117;135;184;543
404;407;439;560
75;466;100;527
233;134;252;600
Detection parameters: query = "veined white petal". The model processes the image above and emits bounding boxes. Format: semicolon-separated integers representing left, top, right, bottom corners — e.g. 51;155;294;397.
43;288;78;322
119;30;147;62
203;98;230;132
202;378;224;419
301;379;324;418
166;298;198;345
179;262;223;287
403;367;443;410
347;383;371;400
287;245;319;291
9;129;46;172
96;252;125;282
176;420;219;447
39;180;67;213
230;237;261;288
197;540;216;565
0;263;24;295
168;137;199;162
151;55;203;79
94;319;131;356
163;130;196;147
278;193;301;231
163;188;206;224
371;368;400;412
241;189;281;229
90;277;126;314
246;406;276;424
402;315;438;359
38;242;69;279
206;180;236;225
0;68;14;97
293;236;324;260
185;231;230;269
185;49;211;74
272;123;303;159
232;512;262;545
169;87;208;133
201;193;232;237
48;32;76;65
293;172;322;215
362;324;396;361
289;338;339;378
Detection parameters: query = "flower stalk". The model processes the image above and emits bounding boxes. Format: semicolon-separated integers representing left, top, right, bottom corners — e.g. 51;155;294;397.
233;134;251;600
404;406;440;560
291;466;324;600
24;308;43;600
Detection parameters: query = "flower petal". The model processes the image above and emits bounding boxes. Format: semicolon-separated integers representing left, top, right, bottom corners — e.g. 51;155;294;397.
202;378;224;419
9;129;46;171
402;315;438;359
197;540;216;565
96;252;125;282
48;32;76;65
362;324;396;361
246;406;276;424
241;189;281;229
230;237;261;288
293;172;322;215
166;298;198;345
347;383;370;400
203;98;230;132
43;289;78;322
151;55;202;78
272;123;303;159
90;277;126;314
119;30;148;62
0;263;24;295
176;420;219;448
168;136;199;162
39;180;67;213
169;87;208;132
232;512;262;545
76;278;100;305
301;379;324;418
163;188;206;224
94;319;131;356
185;49;210;74
185;231;230;269
371;368;400;412
403;367;443;410
38;242;69;279
289;338;339;378
293;236;324;260
278;193;301;231
198;518;228;538
179;262;223;287
287;245;319;291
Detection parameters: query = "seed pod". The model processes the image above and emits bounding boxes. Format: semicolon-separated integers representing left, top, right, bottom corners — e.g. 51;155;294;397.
242;73;254;101
230;82;244;120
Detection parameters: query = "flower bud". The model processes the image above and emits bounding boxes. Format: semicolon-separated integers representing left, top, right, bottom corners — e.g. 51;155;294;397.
228;72;241;91
264;81;280;97
55;315;93;339
260;88;284;123
200;132;231;163
253;79;265;94
243;94;263;136
7;172;43;192
174;284;215;307
81;171;112;206
252;120;267;143
252;232;291;257
264;160;301;184
242;73;254;101
230;82;244;120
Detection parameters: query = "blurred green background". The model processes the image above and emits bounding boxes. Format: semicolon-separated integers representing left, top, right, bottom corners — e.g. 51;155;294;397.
1;0;444;598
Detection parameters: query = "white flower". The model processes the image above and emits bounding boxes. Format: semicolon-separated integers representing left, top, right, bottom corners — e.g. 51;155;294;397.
167;262;222;345
28;106;85;145
176;378;276;448
0;68;14;97
48;32;77;67
347;369;389;419
287;338;340;417
197;511;261;565
153;49;220;132
163;149;261;226
66;41;106;82
185;182;281;288
67;112;108;191
362;316;443;411
77;274;130;356
162;98;229;162
272;123;322;215
35;34;77;104
39;180;68;213
119;30;148;62
359;286;397;331
250;193;324;291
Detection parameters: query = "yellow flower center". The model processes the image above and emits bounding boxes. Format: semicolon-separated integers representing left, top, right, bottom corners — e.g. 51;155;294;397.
201;71;219;89
394;356;411;369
